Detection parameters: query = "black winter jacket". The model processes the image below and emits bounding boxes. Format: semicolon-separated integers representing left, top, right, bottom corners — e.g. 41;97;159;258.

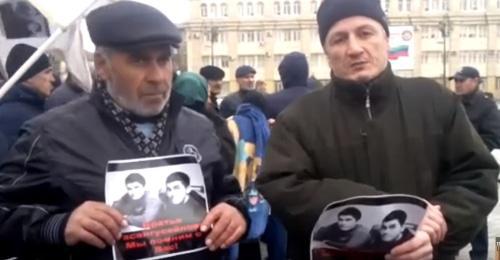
257;66;498;260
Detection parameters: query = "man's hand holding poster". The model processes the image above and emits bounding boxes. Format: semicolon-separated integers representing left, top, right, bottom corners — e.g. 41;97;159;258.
105;154;209;260
310;195;428;260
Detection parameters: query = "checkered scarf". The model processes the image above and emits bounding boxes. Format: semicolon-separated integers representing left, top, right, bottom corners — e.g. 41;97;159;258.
98;87;168;156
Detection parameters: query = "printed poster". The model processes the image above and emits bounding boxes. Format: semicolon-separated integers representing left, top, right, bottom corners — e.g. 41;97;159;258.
389;26;415;71
105;154;209;260
310;195;427;260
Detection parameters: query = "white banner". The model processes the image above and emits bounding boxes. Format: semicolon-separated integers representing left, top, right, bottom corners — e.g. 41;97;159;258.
388;26;415;71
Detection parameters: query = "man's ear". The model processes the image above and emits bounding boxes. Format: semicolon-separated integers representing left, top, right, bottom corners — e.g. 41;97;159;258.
94;52;110;81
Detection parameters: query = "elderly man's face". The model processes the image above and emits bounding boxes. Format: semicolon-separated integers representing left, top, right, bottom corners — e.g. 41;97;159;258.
97;47;174;117
324;16;389;83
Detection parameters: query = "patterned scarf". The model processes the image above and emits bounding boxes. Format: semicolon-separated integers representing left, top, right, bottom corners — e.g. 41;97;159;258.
98;87;168;156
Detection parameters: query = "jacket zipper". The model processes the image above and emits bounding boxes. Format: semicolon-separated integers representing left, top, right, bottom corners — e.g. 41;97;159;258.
365;88;373;121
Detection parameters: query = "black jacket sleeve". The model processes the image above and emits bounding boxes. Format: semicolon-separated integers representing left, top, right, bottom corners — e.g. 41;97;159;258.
0;124;70;258
477;101;500;150
433;100;498;257
256;115;384;238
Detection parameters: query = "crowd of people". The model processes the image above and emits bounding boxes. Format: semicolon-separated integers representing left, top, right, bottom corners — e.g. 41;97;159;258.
0;0;499;259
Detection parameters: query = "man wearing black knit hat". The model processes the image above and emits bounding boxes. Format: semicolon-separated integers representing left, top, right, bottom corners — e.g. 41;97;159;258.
200;65;225;113
0;2;248;259
0;43;54;159
257;0;498;259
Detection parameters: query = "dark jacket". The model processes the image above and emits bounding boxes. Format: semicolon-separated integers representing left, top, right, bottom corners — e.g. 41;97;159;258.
0;91;248;260
256;66;498;260
267;52;312;119
45;81;87;110
461;89;500;150
0;84;45;155
220;91;244;118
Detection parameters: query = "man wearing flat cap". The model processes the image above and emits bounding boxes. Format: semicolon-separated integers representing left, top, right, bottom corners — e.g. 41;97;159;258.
257;0;498;259
200;65;225;113
220;65;256;118
0;43;54;159
0;2;248;259
449;66;500;260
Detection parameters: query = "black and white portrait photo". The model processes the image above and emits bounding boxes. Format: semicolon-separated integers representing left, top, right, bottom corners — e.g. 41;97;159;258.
105;154;210;260
310;195;427;259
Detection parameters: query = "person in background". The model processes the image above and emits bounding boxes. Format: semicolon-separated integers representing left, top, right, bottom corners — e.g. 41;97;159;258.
45;72;88;110
0;43;54;157
220;65;256;118
266;52;312;119
450;66;500;260
173;71;236;175
199;65;225;113
255;80;267;95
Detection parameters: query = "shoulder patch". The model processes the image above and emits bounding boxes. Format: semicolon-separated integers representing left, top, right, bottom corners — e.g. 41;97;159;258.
183;144;202;163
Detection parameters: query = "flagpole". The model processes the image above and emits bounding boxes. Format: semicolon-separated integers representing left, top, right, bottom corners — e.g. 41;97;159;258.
0;0;99;99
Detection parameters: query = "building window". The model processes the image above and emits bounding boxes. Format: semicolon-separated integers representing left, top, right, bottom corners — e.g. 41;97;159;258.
281;29;301;41
421;26;442;39
398;0;411;11
284;1;291;15
201;3;207;17
424;0;449;11
311;0;318;13
247;2;254;16
293;1;301;14
460;25;487;38
257;2;264;15
274;1;281;15
221;3;228;17
210;3;217;17
213;56;230;68
461;0;485;10
238;2;244;16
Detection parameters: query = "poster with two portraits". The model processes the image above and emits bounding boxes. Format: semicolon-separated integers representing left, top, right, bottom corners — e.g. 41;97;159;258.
310;195;427;260
105;154;209;260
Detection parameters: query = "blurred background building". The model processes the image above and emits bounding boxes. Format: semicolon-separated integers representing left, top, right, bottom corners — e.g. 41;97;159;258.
182;0;500;98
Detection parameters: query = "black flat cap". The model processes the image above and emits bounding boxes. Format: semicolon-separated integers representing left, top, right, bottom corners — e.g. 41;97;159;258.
6;43;50;82
235;65;256;78
86;1;182;50
200;65;225;81
448;66;481;81
317;0;389;46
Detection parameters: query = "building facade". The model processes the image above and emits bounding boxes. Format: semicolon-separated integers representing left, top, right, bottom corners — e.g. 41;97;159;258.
182;0;500;97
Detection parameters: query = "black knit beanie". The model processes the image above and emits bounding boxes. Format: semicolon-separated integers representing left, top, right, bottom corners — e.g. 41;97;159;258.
317;0;389;45
6;43;50;82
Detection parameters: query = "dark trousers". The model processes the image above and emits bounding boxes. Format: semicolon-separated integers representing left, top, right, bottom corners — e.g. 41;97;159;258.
469;225;488;260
